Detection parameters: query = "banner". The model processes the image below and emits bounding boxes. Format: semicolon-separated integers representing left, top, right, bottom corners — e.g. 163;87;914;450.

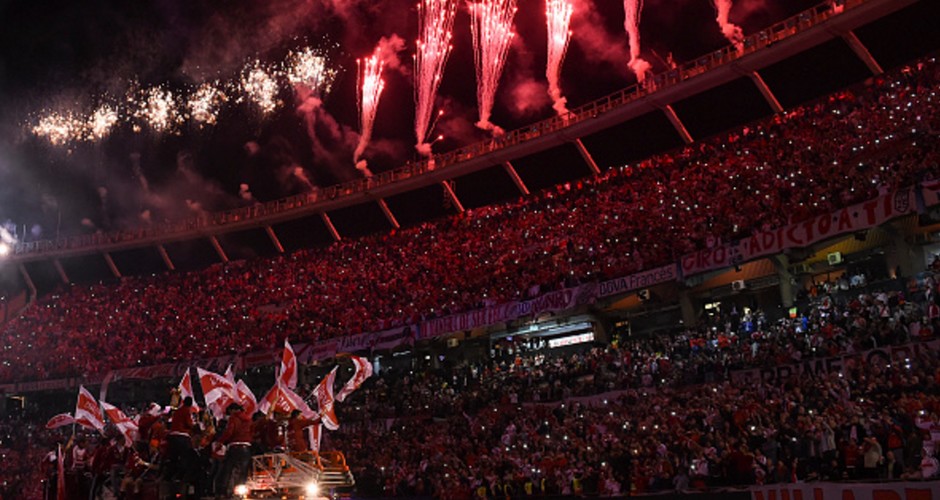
597;264;678;298
751;481;940;500
731;339;940;386
682;188;918;276
923;180;940;208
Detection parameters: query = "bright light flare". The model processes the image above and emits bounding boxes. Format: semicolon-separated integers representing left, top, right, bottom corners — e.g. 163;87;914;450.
414;0;458;155
304;482;320;497
241;63;280;115
354;51;387;168
31;112;84;146
285;47;338;96
0;243;9;257
469;0;517;134
187;83;226;125
546;0;573;115
131;87;182;133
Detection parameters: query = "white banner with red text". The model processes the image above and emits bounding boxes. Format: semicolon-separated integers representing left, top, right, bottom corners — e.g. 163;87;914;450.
682;188;918;277
751;481;940;500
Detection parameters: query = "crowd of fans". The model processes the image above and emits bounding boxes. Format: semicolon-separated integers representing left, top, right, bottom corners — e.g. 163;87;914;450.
1;54;939;382
0;280;937;499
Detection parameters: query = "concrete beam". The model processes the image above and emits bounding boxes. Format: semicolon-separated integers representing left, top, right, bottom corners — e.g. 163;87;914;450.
17;264;37;300
265;226;285;254
661;104;694;144
320;213;342;242
209;235;230;263
103;252;122;279
53;259;70;284
573;139;602;176
441;181;465;213
502;161;530;196
749;70;784;114
842;30;883;76
157;244;176;271
376;199;401;230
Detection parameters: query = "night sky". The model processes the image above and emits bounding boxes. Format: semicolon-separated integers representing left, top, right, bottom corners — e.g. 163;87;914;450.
0;0;835;241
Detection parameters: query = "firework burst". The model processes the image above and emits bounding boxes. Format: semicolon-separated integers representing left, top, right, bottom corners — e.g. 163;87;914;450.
130;87;182;133
285;47;338;96
240;63;280;115
187;83;227;126
469;0;517;134
32;112;85;146
414;0;458;156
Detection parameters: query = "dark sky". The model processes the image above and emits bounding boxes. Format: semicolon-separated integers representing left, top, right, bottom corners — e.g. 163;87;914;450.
0;0;819;241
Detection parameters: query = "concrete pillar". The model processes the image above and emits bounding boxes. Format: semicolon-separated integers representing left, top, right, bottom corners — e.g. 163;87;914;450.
265;226;285;254
842;31;883;76
321;213;342;242
17;264;37;301
376;199;401;230
209;235;230;263
103;253;122;279
157;244;176;271
662;105;694;144
749;71;784;114
53;259;70;284
441;181;465;213
502;161;530;196
882;227;919;279
573;139;602;176
772;255;796;308
679;291;698;327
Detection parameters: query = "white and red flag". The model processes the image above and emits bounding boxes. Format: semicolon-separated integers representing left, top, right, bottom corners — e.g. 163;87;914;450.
313;367;339;430
336;355;373;402
45;413;75;430
74;385;105;432
197;368;237;419
278;339;298;390
178;369;196;403
101;401;139;446
306;422;323;452
259;381;317;418
235;380;258;415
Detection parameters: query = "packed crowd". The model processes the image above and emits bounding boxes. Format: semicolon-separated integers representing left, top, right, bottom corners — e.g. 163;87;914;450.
2;283;938;499
2;56;940;383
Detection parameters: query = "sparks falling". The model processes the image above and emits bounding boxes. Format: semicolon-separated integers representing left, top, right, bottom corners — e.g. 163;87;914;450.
241;63;280;115
285;47;338;96
623;0;651;82
354;51;386;176
32;112;84;146
546;0;574;116
713;0;744;50
469;0;517;134
414;0;458;156
131;87;181;133
187;83;226;126
86;105;119;141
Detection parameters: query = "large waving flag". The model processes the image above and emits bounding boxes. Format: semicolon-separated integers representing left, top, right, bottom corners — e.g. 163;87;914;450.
258;381;316;418
178;369;196;403
235;380;258;416
45;413;75;430
101;402;139;446
279;339;298;390
336;355;373;402
313;367;339;430
74;385;105;432
198;368;238;419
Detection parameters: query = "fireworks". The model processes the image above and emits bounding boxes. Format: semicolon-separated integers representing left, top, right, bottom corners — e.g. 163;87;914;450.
546;0;574;115
355;51;387;168
414;0;458;156
131;87;182;133
32;112;85;146
469;0;517;134
624;0;651;82
241;63;280;115
187;83;226;125
86;105;119;140
285;47;338;96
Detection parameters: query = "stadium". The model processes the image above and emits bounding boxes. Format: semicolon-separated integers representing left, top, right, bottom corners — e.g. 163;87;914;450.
1;0;940;498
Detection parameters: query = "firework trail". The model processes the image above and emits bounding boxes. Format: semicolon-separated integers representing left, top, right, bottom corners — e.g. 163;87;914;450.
712;0;744;50
355;51;386;177
241;63;280;115
623;0;651;82
546;0;573;115
469;0;517;135
414;0;458;156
